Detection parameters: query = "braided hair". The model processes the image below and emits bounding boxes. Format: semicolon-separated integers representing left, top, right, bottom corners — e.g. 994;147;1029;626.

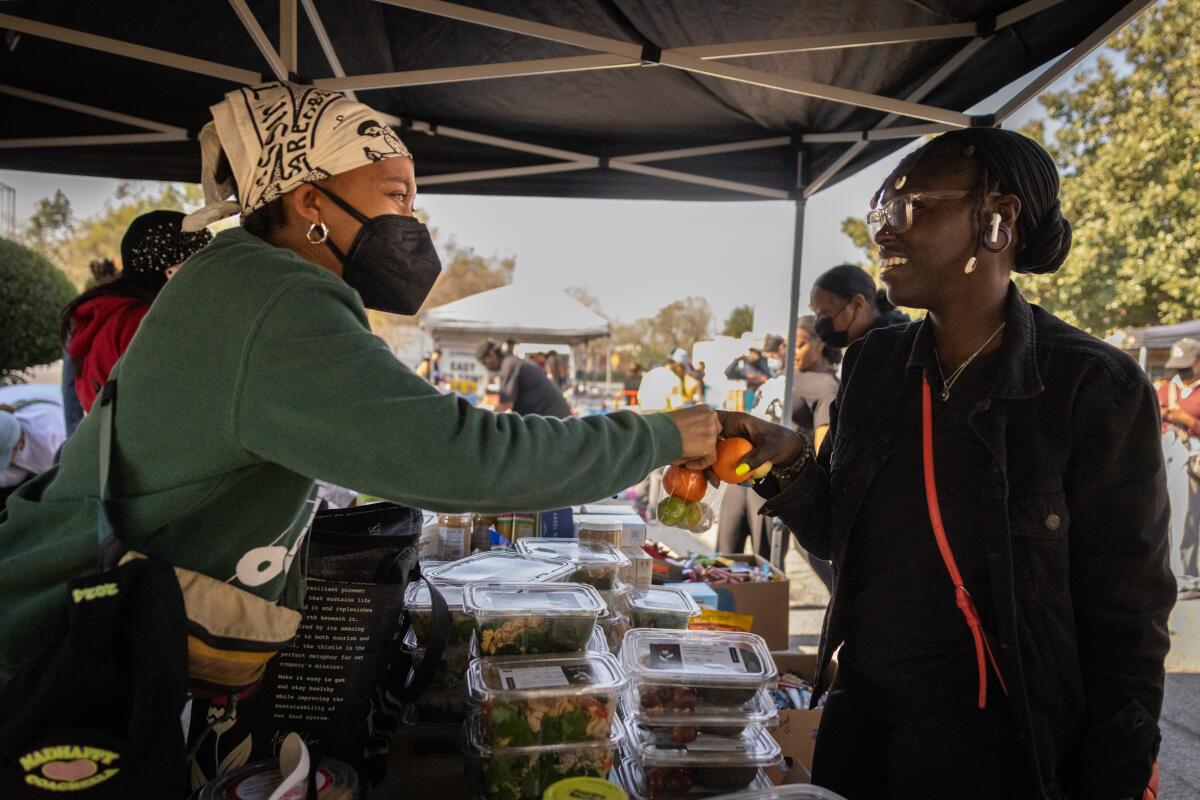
878;128;1072;275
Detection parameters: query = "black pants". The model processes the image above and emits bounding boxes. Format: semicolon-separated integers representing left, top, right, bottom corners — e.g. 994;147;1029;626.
812;681;1029;800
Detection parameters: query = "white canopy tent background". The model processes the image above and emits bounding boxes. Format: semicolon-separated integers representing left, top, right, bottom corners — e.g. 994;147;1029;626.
420;282;610;345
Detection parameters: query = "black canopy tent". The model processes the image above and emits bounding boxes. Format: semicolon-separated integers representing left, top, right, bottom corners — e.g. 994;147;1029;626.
0;0;1151;427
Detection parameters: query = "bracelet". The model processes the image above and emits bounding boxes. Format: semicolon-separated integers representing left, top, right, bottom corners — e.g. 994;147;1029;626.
770;443;810;481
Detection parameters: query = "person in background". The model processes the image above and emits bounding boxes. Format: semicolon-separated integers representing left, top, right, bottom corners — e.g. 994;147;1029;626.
0;384;65;503
724;343;771;390
763;333;787;377
87;257;118;288
545;350;568;389
809;263;909;351
1160;337;1200;599
718;318;838;583
638;348;702;411
476;339;572;418
61;211;212;424
415;353;433;381
61;257;120;437
720;127;1171;798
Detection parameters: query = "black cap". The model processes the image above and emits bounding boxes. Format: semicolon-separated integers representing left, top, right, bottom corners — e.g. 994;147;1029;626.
121;210;212;276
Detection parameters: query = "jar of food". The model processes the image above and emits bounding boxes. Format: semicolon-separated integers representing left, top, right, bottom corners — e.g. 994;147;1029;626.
472;514;498;553
576;519;623;548
436;512;473;560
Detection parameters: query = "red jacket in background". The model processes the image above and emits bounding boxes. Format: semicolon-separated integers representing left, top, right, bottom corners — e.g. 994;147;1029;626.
1158;378;1200;437
65;294;150;412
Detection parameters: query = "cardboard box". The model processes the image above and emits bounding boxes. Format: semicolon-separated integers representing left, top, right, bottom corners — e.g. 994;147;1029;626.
707;554;790;650
619;546;653;588
768;652;836;785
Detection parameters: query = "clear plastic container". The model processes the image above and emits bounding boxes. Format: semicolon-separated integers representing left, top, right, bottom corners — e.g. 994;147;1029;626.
465;583;606;656
627;587;702;630
576;519;624;548
424;551;575;585
622;718;782;796
404;581;476;646
709;786;851;800
621;689;779;743
516;538;630;590
613;759;774;800
588;625;610;655
466;713;622;800
597;607;630;655
621;630;777;713
599;582;630;616
401;628;472;693
468;652;626;748
405;686;470;725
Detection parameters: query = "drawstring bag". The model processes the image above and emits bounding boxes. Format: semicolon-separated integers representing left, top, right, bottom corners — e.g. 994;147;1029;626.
187;502;450;790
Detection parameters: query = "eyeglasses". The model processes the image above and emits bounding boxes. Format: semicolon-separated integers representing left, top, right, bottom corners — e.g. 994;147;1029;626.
866;190;969;238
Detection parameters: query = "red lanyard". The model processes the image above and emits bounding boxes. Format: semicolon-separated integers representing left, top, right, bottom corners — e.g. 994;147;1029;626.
921;374;1009;709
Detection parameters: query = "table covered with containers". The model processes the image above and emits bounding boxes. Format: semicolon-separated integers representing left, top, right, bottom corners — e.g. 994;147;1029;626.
378;503;843;800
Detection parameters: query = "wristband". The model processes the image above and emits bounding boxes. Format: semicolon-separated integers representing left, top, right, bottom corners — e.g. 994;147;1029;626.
771;441;811;481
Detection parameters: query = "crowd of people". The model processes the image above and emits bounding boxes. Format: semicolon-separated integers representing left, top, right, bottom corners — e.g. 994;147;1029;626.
0;81;1183;800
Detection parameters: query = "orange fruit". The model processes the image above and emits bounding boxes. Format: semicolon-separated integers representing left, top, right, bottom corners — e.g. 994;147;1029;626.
662;466;707;502
711;437;754;484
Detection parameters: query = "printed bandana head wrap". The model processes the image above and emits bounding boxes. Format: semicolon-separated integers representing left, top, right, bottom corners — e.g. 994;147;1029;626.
182;82;411;232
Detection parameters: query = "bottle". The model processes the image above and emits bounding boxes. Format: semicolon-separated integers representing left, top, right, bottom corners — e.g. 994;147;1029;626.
435;512;472;560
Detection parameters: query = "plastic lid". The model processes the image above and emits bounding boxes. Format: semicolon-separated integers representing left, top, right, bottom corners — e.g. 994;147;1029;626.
709;786;850;800
620;688;778;728
424;551;574;585
517;538;631;568
627;587;702;617
468;652;626;702
465;583;606;617
613;760;773;800
544;777;628;800
622;718;781;768
620;630;777;688
403;580;465;611
577;520;624;532
589;625;610;654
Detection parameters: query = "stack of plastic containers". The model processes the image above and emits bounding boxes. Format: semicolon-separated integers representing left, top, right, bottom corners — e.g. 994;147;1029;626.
615;630;782;799
517;538;632;652
402;552;575;750
463;582;620;799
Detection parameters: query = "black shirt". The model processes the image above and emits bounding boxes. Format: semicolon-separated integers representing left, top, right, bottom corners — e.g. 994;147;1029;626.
498;355;572;418
838;348;1001;713
790;369;839;438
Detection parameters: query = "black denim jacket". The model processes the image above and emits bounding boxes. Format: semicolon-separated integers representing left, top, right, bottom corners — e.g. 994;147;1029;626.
760;285;1174;799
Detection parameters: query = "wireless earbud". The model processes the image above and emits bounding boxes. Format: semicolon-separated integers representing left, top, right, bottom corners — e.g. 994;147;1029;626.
989;213;1002;244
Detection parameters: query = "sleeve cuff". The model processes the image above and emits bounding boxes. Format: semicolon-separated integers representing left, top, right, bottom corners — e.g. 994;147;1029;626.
643;411;683;466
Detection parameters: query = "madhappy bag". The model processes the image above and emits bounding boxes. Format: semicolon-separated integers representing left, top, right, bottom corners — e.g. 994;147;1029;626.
188;502;451;790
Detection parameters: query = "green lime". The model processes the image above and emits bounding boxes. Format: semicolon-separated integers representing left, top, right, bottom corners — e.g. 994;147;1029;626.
684;501;703;530
657;496;687;526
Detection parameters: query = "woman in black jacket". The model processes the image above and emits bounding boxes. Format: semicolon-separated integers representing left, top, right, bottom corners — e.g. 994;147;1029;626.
721;128;1172;799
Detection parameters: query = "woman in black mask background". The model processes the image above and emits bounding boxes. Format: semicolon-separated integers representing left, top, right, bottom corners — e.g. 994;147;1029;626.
810;263;909;350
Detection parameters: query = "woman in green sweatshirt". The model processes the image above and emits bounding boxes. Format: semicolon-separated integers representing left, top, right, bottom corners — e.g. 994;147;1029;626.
0;83;719;676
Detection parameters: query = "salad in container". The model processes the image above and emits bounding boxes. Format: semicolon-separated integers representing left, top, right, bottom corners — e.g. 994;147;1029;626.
620;630;777;713
516;538;630;590
404;581;476;645
627;587;702;630
467;652;626;748
400;628;471;692
621;717;782;796
424;551;574;585
465;583;605;656
466;714;622;800
620;689;778;744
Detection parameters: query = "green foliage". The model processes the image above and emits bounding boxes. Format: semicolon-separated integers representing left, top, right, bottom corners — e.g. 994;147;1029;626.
840;217;881;281
612;296;713;367
1019;0;1200;333
721;304;755;338
0;238;76;380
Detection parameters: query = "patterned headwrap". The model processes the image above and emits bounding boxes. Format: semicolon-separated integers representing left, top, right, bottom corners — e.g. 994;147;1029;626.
182;82;411;232
121;210;212;275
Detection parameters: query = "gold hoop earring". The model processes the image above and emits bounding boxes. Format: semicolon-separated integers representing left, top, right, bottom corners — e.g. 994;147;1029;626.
306;222;329;245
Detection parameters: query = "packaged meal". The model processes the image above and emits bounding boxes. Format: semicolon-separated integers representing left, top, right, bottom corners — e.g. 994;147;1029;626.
588;624;610;654
621;717;782;796
468;652;626;747
621;689;779;744
613;758;773;800
705;785;851;800
404;686;470;726
627;587;702;630
599;582;630;615
516;538;630;590
401;629;471;692
620;630;777;713
597;607;630;654
404;581;476;645
466;714;621;800
424;551;574;585
465;583;605;656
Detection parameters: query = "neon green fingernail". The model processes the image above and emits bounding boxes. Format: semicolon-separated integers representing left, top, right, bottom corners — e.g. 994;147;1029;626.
735;463;750;477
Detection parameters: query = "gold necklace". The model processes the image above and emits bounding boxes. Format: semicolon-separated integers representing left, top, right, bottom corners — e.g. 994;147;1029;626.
934;322;1006;401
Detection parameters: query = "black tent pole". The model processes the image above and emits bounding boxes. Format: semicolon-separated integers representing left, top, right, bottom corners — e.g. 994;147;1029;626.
773;149;807;569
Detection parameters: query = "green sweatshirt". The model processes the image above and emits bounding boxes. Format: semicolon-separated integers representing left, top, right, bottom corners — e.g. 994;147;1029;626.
0;227;681;673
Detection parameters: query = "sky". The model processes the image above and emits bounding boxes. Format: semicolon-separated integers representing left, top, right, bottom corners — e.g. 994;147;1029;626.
0;53;1091;335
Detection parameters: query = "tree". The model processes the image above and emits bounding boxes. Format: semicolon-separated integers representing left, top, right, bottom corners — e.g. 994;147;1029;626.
1;238;76;382
721;304;755;338
565;286;612;379
22;189;73;269
840;217;881;282
612;296;713;367
1018;0;1199;334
